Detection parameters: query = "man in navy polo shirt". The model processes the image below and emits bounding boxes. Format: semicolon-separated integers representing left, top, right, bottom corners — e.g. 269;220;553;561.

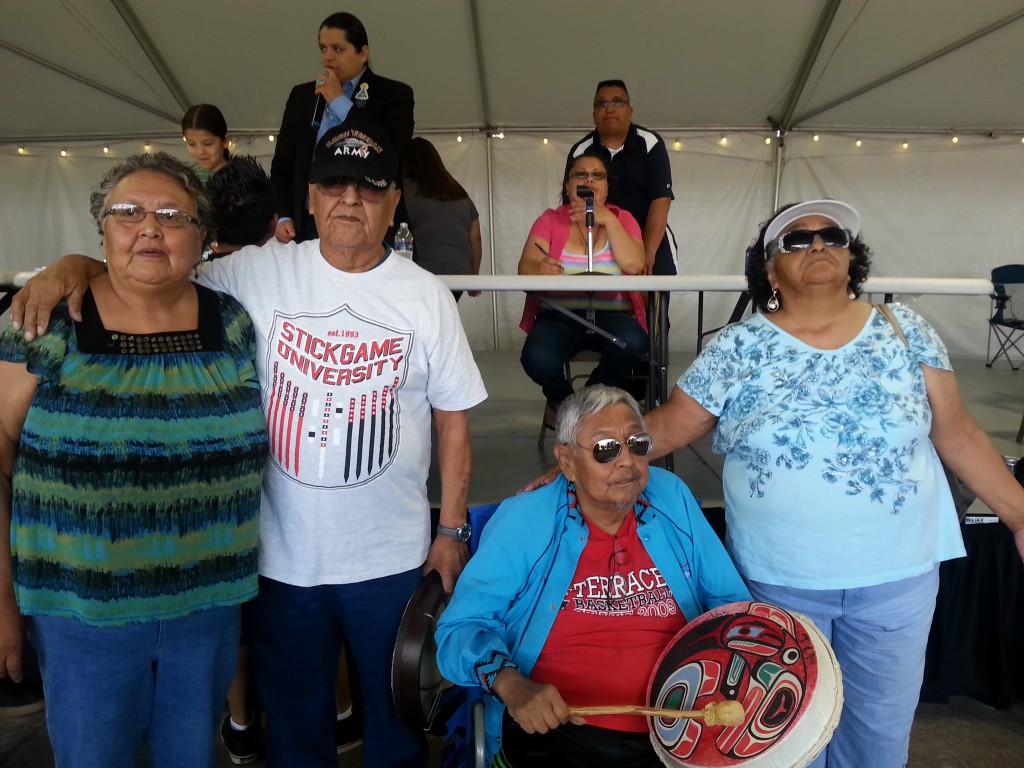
566;80;676;276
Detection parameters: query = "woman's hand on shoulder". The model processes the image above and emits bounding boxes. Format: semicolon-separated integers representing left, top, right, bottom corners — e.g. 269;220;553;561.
517;466;560;494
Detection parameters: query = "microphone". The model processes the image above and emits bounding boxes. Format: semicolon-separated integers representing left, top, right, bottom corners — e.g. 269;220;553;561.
576;185;595;229
576;186;596;272
311;93;324;128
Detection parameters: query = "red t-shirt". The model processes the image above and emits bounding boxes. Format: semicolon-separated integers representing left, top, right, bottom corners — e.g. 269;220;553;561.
529;513;686;732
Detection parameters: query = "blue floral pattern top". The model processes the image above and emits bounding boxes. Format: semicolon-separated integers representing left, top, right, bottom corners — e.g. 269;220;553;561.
680;304;965;589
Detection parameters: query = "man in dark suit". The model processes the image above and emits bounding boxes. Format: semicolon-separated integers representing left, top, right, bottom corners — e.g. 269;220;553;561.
271;12;414;244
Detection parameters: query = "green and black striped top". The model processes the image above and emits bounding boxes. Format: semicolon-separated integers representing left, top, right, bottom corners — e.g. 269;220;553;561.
1;285;268;626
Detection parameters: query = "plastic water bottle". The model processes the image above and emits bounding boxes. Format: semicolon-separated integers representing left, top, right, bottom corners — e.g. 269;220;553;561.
394;222;414;259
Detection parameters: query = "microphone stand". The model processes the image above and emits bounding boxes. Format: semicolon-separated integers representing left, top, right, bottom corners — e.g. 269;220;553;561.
576;186;596;273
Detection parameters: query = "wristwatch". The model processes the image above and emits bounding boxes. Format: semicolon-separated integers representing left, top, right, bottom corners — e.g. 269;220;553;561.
436;521;472;544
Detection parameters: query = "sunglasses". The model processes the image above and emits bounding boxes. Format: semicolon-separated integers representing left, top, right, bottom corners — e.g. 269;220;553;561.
579;432;653;463
768;226;850;256
317;177;389;202
569;170;608;182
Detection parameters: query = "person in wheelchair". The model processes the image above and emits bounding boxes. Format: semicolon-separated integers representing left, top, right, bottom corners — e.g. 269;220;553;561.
435;386;749;767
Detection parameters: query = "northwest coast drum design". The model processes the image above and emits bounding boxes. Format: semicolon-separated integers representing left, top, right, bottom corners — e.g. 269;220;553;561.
647;601;842;768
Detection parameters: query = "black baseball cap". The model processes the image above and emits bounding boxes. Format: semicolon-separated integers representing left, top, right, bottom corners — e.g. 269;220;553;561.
308;121;399;188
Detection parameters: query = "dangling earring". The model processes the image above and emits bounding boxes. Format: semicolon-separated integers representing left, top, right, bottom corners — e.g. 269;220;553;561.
848;289;856;300
766;289;780;312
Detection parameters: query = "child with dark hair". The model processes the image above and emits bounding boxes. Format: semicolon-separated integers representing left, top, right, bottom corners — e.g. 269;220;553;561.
181;104;230;182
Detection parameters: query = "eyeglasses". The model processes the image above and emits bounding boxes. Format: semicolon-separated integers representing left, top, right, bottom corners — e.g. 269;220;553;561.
594;100;629;109
103;204;200;229
768;226;850;256
317;177;389;203
578;432;653;464
569;170;608;182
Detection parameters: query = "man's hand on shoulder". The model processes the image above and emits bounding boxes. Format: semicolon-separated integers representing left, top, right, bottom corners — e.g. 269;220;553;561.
10;255;101;340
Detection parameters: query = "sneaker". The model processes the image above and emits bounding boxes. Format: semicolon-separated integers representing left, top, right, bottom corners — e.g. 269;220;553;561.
0;677;45;717
219;713;261;765
336;714;363;755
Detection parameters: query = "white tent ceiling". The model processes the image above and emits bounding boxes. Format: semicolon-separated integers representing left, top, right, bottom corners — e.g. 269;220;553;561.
3;1;1024;362
4;0;1024;142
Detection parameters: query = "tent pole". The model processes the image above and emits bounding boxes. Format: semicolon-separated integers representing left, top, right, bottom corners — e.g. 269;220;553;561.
485;135;499;350
0;41;179;124
794;8;1024;125
109;0;192;113
772;130;786;212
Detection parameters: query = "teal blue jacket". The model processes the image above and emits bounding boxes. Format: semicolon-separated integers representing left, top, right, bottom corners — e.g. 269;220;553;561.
435;468;750;761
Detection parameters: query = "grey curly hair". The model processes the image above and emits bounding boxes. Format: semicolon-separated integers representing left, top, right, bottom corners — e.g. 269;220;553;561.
89;152;210;241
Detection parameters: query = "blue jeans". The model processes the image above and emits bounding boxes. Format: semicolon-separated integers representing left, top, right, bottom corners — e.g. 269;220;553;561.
747;568;939;768
520;310;649;404
29;606;241;768
250;569;427;768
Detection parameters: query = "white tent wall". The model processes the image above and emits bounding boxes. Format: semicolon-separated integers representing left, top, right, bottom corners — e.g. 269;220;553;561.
780;132;1024;357
3;130;1018;359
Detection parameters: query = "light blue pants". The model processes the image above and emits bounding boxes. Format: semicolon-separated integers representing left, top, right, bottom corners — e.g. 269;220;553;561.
30;606;240;768
747;567;939;768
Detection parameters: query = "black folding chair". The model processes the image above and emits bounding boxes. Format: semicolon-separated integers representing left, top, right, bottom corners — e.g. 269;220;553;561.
986;265;1024;370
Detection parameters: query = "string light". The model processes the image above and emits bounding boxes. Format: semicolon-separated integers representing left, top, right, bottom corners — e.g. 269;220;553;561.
18;147;26;154
144;144;152;151
813;134;820;142
543;137;548;145
102;147;109;154
60;150;67;157
951;136;959;144
456;135;463;143
901;140;909;149
268;135;275;142
855;139;862;147
764;137;771;145
673;140;682;150
719;136;728;146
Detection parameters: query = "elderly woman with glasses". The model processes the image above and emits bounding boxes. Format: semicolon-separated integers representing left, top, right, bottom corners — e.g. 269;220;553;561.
436;386;749;768
641;199;1024;768
518;149;650;427
0;153;268;768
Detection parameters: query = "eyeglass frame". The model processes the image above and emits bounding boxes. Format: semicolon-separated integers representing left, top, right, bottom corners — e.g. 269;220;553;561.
576;432;653;464
593;100;630;109
568;170;608;182
102;203;201;229
766;226;851;258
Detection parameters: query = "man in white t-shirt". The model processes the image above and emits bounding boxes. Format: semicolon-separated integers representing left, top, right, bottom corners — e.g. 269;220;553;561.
10;122;487;768
216;122;486;768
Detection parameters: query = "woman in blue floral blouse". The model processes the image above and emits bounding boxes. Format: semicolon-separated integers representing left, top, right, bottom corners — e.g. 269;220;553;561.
645;199;1024;768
